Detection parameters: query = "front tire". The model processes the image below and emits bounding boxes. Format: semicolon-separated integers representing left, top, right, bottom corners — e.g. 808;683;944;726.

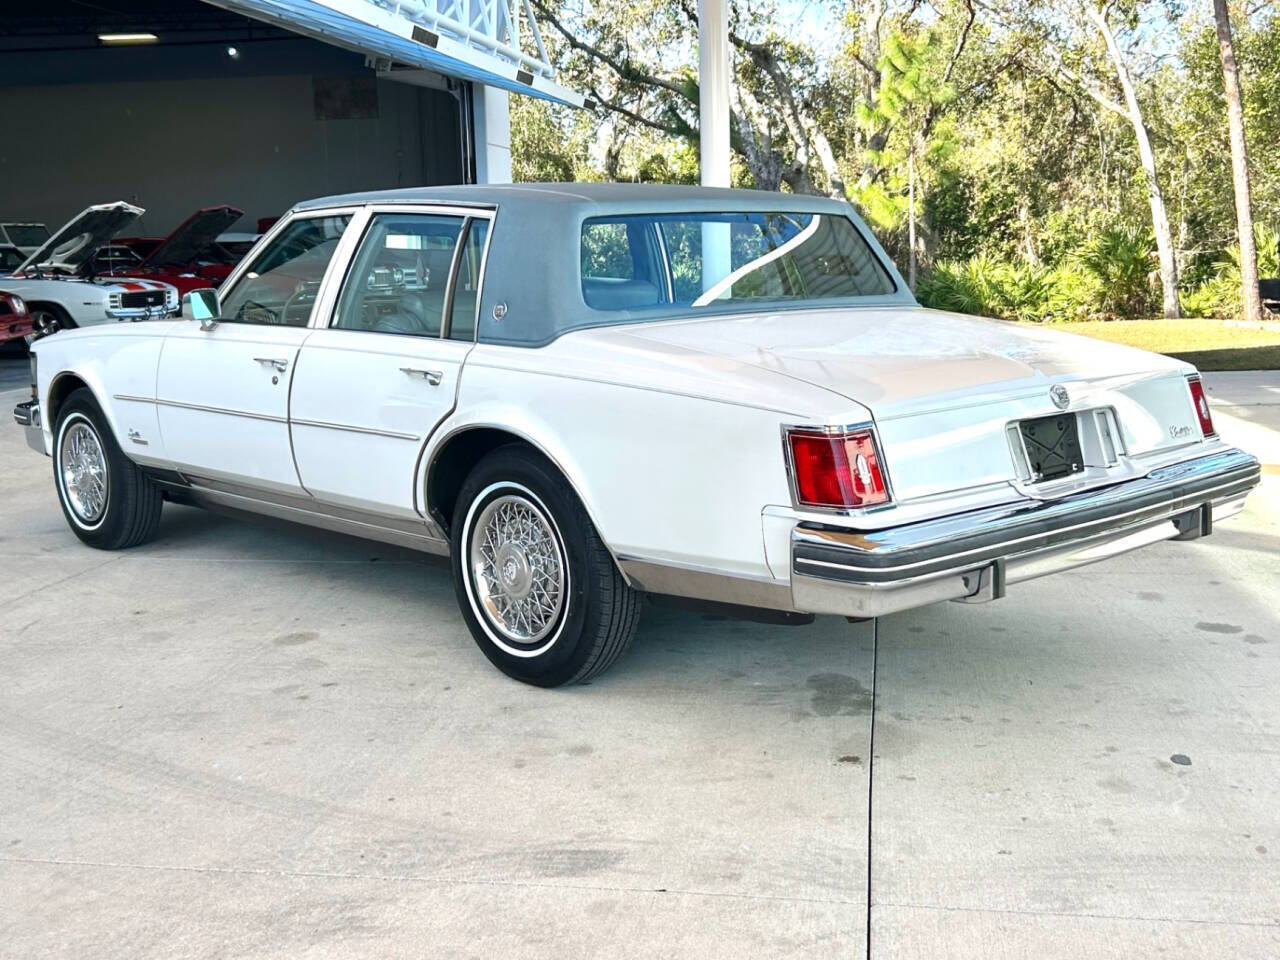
53;388;163;550
451;446;640;686
30;303;74;339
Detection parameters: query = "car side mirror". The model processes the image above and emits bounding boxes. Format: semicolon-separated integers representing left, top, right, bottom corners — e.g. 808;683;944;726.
184;288;220;330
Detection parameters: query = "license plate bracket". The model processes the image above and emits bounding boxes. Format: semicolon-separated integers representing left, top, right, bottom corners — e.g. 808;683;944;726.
1019;412;1084;482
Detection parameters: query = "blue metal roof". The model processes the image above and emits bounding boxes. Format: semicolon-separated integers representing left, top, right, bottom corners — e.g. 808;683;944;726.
205;0;581;106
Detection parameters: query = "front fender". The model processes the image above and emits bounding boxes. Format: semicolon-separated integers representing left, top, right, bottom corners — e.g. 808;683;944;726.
34;327;169;459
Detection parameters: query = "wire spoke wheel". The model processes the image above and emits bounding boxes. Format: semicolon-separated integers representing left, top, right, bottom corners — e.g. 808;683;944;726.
468;493;566;648
59;420;108;523
451;448;641;685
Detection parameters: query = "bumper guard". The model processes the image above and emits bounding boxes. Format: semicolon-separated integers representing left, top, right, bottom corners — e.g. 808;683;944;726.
791;448;1261;618
13;400;44;453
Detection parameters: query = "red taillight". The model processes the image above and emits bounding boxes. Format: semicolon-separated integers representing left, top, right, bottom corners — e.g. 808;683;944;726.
1187;377;1215;437
787;427;890;509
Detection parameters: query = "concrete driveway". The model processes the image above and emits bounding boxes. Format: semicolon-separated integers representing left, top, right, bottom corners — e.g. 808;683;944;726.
1;368;1276;958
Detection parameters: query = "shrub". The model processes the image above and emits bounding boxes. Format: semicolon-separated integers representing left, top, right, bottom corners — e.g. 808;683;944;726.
1183;223;1279;318
917;256;1095;322
1074;226;1156;318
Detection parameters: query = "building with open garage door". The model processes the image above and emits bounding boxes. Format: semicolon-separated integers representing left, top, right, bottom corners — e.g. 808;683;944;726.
0;0;581;239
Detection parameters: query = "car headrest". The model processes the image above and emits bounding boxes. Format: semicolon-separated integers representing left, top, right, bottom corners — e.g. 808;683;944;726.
582;278;661;310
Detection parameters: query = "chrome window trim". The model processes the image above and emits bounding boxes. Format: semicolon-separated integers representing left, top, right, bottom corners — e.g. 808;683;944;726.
320;205;452;336
650;221;675;302
779;420;898;516
308;207;373;330
318;204;496;339
214;207;363;328
439;217;470;340
464;211;496;344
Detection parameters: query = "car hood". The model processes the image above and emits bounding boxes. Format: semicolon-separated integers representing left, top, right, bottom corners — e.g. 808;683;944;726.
143;205;243;268
16;202;144;275
614;306;1188;418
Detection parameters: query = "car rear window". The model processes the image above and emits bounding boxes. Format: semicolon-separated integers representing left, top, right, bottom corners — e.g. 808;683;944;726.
580;211;895;312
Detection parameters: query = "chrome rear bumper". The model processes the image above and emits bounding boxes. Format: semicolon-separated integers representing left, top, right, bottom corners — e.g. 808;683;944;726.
791;448;1260;618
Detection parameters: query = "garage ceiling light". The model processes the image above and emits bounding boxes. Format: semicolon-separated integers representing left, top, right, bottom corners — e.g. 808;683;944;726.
98;32;159;45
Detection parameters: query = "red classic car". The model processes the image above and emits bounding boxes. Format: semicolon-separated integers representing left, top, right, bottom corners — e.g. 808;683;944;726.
112;205;244;292
0;290;33;344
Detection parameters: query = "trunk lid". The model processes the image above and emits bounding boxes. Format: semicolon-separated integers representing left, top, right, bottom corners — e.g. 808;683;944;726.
619;307;1207;501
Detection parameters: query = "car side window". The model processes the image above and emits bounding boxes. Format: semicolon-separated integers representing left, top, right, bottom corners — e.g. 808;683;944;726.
581;222;633;280
333;213;466;338
580;220;665;310
447;218;489;341
219;215;352;327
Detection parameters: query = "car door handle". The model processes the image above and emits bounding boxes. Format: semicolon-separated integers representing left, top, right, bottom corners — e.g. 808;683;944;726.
254;357;289;372
401;367;443;386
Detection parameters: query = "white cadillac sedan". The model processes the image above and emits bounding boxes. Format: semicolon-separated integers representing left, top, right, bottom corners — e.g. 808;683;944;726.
14;184;1261;686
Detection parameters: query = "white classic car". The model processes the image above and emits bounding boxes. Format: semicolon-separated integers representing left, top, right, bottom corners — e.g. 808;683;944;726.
3;202;180;336
14;184;1261;686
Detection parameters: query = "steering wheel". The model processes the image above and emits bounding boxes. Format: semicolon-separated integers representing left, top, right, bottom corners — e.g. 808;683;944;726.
235;298;277;324
281;282;321;326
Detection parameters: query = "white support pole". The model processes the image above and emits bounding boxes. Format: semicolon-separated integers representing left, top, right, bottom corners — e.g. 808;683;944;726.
697;0;730;188
697;0;731;293
473;83;513;184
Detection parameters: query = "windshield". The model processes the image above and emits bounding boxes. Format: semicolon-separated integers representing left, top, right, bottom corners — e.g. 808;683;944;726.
94;246;143;270
580;211;895;312
5;224;51;247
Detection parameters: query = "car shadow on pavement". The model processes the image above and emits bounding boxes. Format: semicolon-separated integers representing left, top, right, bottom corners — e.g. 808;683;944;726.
137;502;877;696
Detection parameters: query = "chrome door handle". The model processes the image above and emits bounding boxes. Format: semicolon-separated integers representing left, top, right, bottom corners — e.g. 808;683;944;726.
254;357;289;372
401;367;443;386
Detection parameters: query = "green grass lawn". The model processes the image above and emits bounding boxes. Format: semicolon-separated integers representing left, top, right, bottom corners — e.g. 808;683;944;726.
1055;318;1280;371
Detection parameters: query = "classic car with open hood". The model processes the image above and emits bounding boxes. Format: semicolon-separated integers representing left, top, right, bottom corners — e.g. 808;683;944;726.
114;205;245;291
1;202;179;336
14;184;1260;686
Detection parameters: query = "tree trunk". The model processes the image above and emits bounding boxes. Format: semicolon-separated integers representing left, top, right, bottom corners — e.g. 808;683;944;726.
1213;0;1263;323
1087;5;1180;318
907;138;917;291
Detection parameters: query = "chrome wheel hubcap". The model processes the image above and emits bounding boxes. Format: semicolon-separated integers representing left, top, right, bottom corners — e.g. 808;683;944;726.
469;494;565;644
60;421;108;523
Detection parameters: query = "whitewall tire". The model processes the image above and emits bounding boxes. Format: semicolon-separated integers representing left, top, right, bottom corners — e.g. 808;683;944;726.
52;388;163;550
450;445;640;686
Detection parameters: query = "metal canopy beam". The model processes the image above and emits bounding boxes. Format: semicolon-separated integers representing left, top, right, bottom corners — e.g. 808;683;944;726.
203;0;583;106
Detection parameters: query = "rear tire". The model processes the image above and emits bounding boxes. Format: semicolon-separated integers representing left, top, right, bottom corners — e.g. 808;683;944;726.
450;445;640;686
53;388;163;550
